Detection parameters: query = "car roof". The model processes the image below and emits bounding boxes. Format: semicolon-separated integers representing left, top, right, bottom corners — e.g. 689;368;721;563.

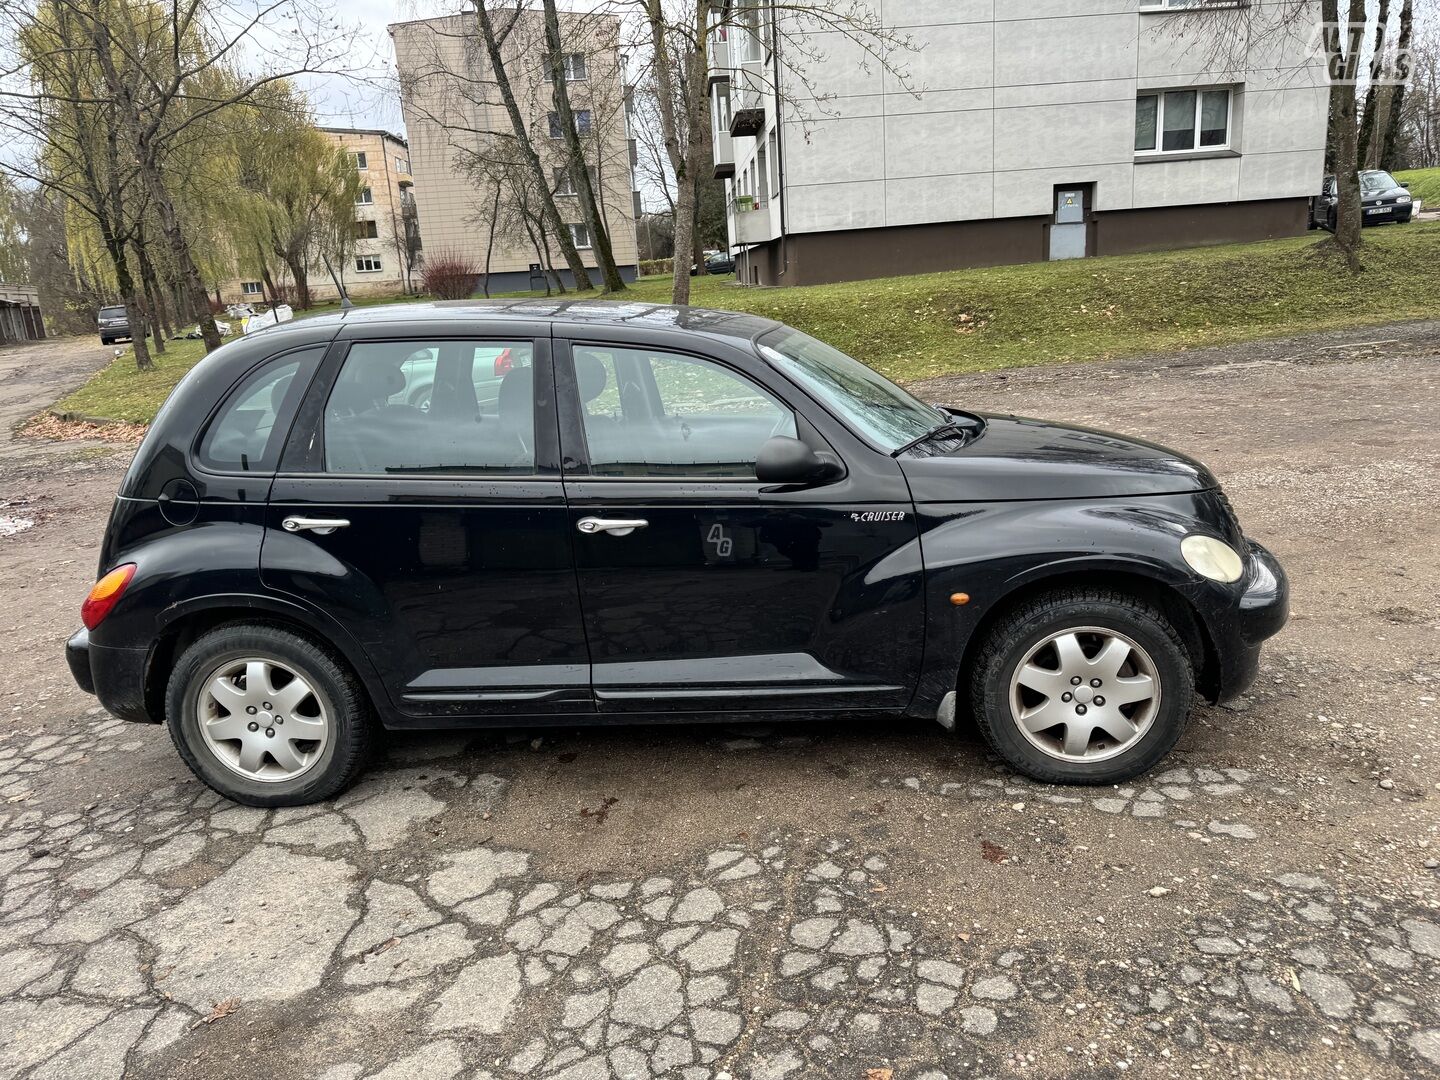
283;298;782;345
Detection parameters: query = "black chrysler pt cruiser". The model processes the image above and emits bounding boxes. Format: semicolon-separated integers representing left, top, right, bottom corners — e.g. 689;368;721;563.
68;301;1287;806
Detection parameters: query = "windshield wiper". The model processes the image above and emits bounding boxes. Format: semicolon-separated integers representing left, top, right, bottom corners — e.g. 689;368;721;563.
890;419;967;458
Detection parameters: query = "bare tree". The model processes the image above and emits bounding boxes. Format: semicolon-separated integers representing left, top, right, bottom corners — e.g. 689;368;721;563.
1379;0;1418;168
1321;0;1370;268
541;0;626;290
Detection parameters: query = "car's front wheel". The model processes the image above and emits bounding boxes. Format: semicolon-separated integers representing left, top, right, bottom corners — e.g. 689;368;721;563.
969;588;1194;785
165;623;373;806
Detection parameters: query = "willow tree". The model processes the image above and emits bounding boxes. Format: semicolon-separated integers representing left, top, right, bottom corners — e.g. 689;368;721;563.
222;87;363;309
10;0;155;369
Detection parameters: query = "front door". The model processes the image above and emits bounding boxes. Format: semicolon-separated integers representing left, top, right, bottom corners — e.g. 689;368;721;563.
262;330;593;721
557;338;924;715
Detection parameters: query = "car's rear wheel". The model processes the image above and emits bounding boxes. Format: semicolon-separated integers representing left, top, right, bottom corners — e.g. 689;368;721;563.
968;588;1194;785
165;623;373;806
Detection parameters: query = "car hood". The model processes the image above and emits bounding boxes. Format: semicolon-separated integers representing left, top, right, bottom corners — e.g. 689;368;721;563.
1361;185;1408;202
898;411;1217;502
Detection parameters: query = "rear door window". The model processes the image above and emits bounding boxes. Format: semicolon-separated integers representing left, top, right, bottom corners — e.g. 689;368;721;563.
197;348;322;472
323;340;536;474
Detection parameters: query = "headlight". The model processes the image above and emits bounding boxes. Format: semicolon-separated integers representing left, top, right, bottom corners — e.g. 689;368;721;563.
1181;535;1245;583
1397;194;1411;204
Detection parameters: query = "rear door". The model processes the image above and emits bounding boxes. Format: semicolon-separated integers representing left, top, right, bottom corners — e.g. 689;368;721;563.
261;323;593;722
556;333;925;715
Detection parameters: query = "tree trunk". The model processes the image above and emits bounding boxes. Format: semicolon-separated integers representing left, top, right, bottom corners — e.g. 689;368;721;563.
540;0;626;292
1357;0;1391;169
107;239;151;371
483;184;502;298
646;0;714;305
281;252;312;309
520;213;552;296
474;0;593;291
133;234;166;355
1323;0;1367;271
1379;0;1415;169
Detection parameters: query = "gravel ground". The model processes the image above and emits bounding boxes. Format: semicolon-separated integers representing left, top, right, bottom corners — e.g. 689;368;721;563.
1;324;1438;1080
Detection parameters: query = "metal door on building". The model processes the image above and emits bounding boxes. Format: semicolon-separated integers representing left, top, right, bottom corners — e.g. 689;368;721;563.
1049;186;1090;261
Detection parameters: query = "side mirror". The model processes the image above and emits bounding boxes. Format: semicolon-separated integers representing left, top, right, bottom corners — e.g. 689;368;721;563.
1401;182;1411;190
755;436;842;485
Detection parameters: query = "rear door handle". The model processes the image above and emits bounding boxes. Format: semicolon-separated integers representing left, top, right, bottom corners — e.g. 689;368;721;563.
282;516;350;536
577;517;648;537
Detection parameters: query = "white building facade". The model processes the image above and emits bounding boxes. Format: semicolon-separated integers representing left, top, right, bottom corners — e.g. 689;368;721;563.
712;1;1329;286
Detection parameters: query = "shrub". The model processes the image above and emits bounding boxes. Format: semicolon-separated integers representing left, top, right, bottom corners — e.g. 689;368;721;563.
421;250;481;300
639;258;674;277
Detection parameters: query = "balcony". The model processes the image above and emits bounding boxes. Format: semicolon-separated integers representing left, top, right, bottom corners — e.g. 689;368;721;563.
728;62;766;138
708;35;732;89
713;126;734;180
732;195;772;245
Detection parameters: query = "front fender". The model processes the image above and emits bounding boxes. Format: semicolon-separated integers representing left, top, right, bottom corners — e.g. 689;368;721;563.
907;493;1229;718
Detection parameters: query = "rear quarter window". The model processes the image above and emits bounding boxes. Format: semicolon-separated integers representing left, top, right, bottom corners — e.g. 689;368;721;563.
196;348;323;473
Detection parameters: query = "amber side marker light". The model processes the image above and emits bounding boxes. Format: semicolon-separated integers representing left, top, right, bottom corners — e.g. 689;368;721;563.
81;564;136;630
950;592;970;606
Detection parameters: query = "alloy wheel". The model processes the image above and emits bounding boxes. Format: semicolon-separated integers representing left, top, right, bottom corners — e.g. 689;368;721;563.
197;657;330;782
1007;626;1161;763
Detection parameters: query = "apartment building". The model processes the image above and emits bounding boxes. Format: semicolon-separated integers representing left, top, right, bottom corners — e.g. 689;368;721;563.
390;9;640;292
218;127;419;305
320;128;420;298
712;1;1329;286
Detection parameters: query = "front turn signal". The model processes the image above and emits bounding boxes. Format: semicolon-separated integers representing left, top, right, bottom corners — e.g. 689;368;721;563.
81;564;136;630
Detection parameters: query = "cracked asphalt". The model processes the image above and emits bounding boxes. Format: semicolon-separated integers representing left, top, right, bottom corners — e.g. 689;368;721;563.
1;324;1438;1080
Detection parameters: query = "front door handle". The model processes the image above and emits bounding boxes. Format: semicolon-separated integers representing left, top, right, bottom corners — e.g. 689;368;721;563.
577;517;649;537
282;516;351;536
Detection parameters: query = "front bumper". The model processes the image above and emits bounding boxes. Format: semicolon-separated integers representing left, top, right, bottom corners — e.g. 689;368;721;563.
1203;540;1289;702
1362;205;1412;224
66;628;154;723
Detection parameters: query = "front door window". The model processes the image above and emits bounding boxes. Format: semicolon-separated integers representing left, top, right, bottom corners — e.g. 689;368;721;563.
570;345;795;477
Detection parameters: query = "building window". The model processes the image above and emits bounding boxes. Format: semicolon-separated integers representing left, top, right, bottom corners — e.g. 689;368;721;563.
396;156;409;173
1140;0;1242;8
546;53;588;82
553;166;598;196
241;281;263;296
568;223;591;249
356;187;374;204
354;219;379;239
1136;88;1231;154
547;110;593;139
351;151;367;169
355;256;383;273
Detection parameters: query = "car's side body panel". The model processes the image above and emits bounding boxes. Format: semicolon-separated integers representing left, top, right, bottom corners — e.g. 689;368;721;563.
554;328;927;715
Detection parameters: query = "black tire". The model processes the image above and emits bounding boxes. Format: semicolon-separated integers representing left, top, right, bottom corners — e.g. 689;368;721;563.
165;622;373;806
968;588;1194;785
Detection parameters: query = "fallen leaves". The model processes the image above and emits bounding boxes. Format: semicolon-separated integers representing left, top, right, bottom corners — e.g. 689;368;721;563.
980;839;1009;864
20;412;147;444
579;796;618;824
866;1069;894;1080
191;997;240;1029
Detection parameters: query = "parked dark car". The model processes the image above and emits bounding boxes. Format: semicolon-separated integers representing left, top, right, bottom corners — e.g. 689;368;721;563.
98;305;131;345
67;301;1287;806
691;250;736;276
1309;170;1414;230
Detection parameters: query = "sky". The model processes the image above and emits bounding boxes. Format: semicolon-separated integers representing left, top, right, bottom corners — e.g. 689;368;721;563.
301;0;412;135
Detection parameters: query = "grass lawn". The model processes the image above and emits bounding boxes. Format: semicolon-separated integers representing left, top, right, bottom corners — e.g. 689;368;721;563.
1395;167;1440;208
54;337;210;424
54;221;1440;424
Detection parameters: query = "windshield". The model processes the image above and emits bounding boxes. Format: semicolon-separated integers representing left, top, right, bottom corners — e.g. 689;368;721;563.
99;306;126;320
1360;170;1399;192
757;327;944;452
